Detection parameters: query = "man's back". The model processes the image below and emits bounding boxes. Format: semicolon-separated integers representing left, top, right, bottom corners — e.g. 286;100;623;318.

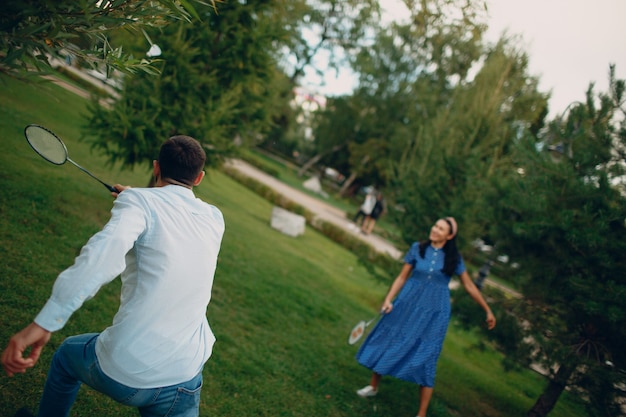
3;135;226;416
93;185;224;387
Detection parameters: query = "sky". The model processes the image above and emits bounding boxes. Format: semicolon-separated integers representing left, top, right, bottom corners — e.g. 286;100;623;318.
484;0;626;116
306;0;626;118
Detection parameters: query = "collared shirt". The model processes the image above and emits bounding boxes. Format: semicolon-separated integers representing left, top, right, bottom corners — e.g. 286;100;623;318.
35;185;225;388
404;242;465;283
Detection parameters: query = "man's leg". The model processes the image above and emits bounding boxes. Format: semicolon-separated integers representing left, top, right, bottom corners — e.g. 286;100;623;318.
137;372;203;417
38;332;203;417
38;333;100;417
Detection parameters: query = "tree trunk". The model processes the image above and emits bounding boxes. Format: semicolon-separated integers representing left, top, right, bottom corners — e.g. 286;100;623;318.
297;143;346;177
526;362;576;417
339;171;357;196
297;153;323;177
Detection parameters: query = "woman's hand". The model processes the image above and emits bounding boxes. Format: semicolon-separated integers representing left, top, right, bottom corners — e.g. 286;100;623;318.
485;311;496;330
381;300;393;314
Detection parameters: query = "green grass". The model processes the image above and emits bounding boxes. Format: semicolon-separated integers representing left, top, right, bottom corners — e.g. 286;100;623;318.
0;74;587;416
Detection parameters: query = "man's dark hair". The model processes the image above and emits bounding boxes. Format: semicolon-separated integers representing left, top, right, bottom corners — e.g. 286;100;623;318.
158;135;206;185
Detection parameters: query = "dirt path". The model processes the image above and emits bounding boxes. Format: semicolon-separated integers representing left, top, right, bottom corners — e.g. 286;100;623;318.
225;159;404;260
42;75;91;99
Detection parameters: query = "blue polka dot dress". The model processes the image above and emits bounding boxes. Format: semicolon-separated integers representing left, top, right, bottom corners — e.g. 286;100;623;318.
356;242;465;387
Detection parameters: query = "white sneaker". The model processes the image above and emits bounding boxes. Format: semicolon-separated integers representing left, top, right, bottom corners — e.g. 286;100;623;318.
356;385;378;397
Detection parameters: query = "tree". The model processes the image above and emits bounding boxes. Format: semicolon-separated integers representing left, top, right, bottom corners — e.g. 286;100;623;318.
85;0;291;176
279;0;381;86
391;37;548;242
485;66;626;416
0;0;213;78
304;95;367;189
83;0;388;176
257;0;382;164
305;0;493;197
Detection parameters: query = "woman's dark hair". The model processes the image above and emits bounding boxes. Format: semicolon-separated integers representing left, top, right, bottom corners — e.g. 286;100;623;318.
418;219;460;276
158;135;206;185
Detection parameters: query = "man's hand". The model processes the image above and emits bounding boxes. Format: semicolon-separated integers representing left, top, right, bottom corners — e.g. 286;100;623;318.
111;184;131;199
1;323;51;377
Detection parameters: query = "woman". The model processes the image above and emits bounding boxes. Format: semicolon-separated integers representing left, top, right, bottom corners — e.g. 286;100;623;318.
353;189;377;226
361;193;385;235
355;217;496;417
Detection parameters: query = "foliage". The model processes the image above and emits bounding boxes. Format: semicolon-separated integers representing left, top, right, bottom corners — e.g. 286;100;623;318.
0;0;212;78
85;0;292;173
389;37;547;245
257;0;382;164
307;0;478;191
484;67;626;416
279;0;381;85
305;0;548;214
307;95;366;188
258;71;304;159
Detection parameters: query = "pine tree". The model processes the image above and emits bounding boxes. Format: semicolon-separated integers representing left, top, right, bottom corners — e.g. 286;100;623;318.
486;66;626;416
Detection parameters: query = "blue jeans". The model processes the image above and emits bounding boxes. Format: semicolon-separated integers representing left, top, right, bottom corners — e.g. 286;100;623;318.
38;333;203;417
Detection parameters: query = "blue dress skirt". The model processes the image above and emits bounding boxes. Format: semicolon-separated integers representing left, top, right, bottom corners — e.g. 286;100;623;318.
356;242;465;387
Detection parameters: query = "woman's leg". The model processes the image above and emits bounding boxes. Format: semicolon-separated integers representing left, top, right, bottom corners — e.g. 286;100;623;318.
369;372;381;390
416;386;433;417
361;216;371;233
366;219;377;234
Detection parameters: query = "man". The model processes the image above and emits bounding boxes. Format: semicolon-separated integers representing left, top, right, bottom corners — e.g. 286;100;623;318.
2;135;225;417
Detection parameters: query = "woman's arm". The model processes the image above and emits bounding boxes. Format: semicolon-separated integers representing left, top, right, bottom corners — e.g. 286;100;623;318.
458;270;496;329
381;263;413;313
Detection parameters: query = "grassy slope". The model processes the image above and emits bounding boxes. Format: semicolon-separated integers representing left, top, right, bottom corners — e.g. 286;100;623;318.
0;75;586;416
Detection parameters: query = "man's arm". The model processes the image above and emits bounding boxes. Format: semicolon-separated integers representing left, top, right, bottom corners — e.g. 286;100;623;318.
2;188;145;377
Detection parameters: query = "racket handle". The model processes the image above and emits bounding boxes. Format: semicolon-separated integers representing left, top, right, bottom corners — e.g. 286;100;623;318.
104;183;118;193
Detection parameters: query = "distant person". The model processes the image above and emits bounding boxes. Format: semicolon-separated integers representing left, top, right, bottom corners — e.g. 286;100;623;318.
474;259;494;290
2;136;225;417
355;217;496;417
353;188;377;226
361;193;385;235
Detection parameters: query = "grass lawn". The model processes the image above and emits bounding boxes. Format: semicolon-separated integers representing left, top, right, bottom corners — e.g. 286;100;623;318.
0;74;587;416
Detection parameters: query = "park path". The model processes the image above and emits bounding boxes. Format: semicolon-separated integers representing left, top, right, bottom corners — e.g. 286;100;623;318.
224;158;404;260
42;75;91;99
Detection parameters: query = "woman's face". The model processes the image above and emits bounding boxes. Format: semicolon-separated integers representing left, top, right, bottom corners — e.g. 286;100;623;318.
429;219;452;244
